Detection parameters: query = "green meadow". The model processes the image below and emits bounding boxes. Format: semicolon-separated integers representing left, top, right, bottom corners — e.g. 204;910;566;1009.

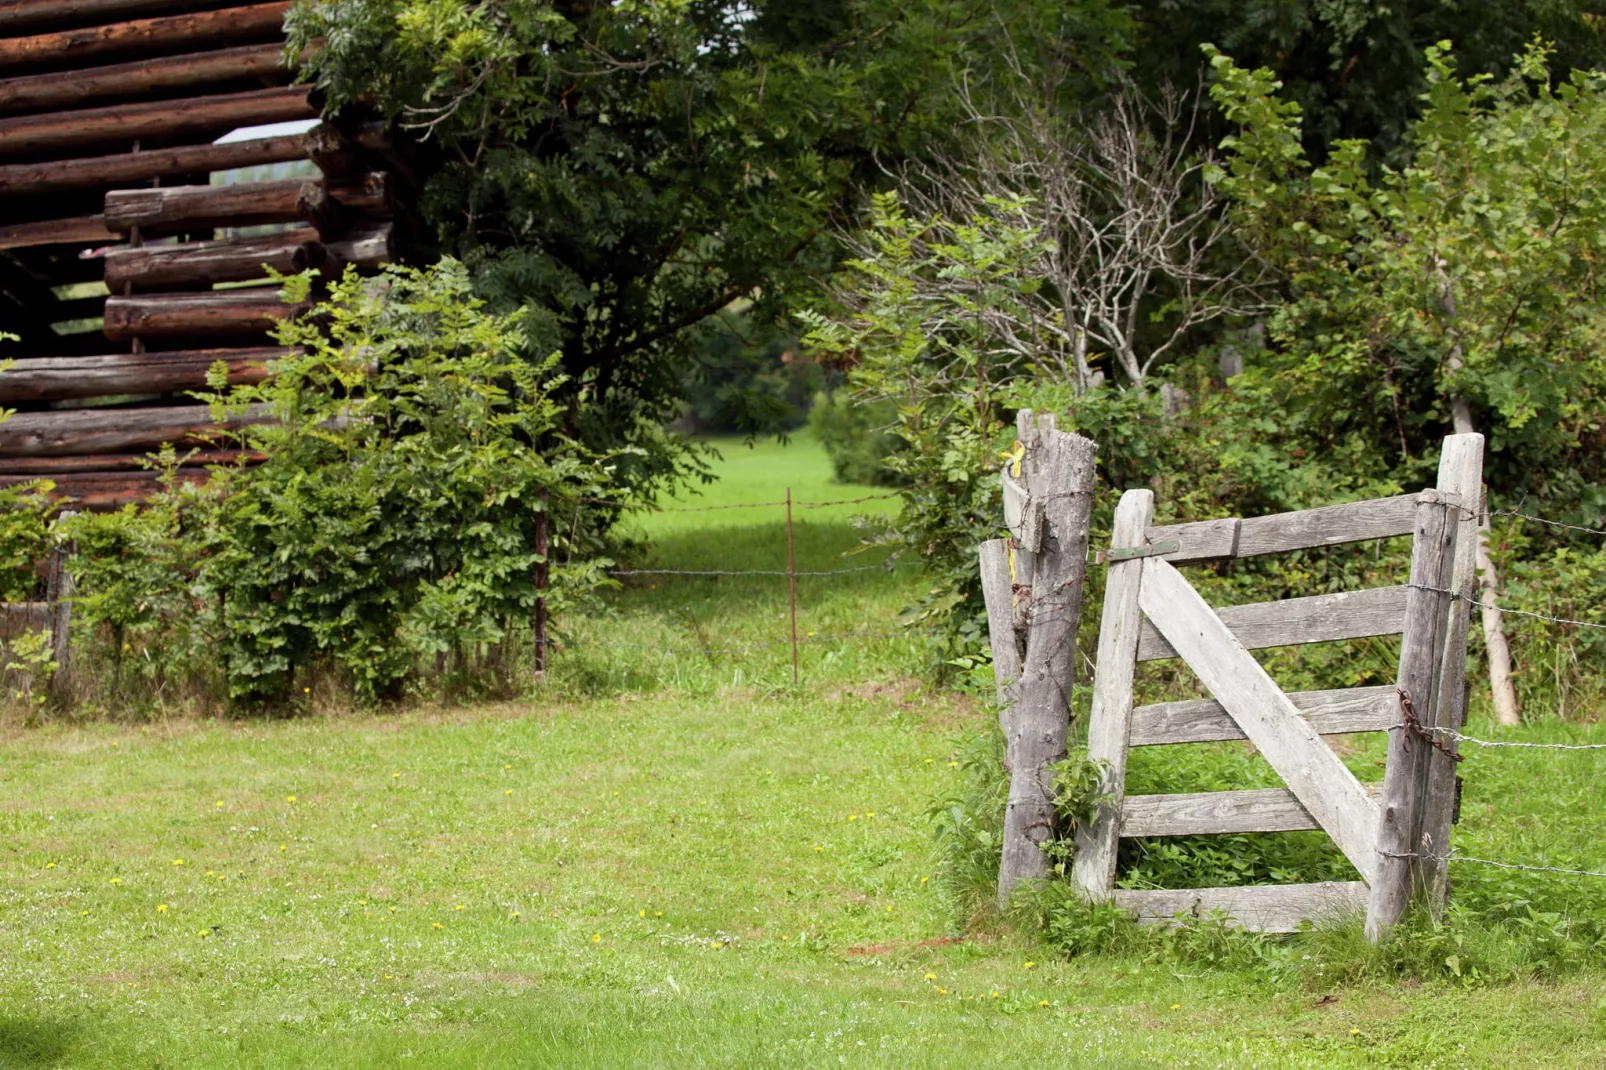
2;432;1605;1068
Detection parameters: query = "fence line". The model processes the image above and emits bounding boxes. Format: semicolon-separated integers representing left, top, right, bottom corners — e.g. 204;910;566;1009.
609;560;915;579
582;491;901;514
1491;508;1606;537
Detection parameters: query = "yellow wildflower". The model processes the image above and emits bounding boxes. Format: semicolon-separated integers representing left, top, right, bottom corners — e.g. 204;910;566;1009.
592;933;601;943
156;904;168;913
1023;961;1036;970
44;862;55;869
1039;1000;1050;1008
924;973;936;981
432;922;444;930
285;795;297;803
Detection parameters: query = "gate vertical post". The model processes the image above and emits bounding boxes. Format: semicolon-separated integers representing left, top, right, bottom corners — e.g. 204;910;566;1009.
1366;489;1460;941
1071;488;1153;901
1422;434;1484;910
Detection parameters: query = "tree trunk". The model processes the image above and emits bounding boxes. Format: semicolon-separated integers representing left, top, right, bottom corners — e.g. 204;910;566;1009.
996;410;1098;905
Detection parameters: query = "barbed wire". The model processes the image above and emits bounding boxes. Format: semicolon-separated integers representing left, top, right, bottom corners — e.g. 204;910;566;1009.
609;560;917;578
1448;854;1606;880
1405;583;1605;630
538;628;938;657
1409;724;1606;751
1490;509;1606;537
581;492;901;514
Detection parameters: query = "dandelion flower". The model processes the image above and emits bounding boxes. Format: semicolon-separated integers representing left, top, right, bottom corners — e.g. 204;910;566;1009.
1038;1000;1050;1008
1349;1029;1360;1037
279;844;287;852
505;789;513;796
991;991;1000;999
847;814;858;822
592;933;601;943
639;909;646;918
510;911;521;919
924;973;936;981
384;974;393;980
432;922;444;930
1171;1003;1180;1011
923;758;932;764
814;845;823;852
80;910;88;916
215;801;224;809
156;903;168;913
108;878;122;886
885;904;893;912
392;773;400;779
44;862;55;869
172;859;185;866
285;796;297;803
1023;961;1036;970
654;911;663;918
454;904;465;911
920;876;930;885
937;987;948;996
865;811;875;818
947;761;959;768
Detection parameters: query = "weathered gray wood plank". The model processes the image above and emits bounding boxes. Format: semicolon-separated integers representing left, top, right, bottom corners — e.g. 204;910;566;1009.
1129;685;1398;746
1148;494;1418;565
978;538;1021;707
1138;558;1381;884
1070;488;1153;901
1114;881;1368;933
1367;490;1460;940
1137;585;1408;661
1120;784;1382;837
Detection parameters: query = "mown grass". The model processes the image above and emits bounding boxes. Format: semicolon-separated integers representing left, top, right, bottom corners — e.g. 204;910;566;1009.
2;432;1606;1067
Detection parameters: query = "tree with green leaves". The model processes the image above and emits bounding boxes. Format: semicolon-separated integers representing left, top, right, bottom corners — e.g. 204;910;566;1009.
285;0;1132;481
1206;40;1606;723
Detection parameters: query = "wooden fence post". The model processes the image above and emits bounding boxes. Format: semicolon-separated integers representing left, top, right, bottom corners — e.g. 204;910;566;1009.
45;510;76;702
1366;489;1460;941
996;411;1098;906
1422;433;1483;909
532;493;549;680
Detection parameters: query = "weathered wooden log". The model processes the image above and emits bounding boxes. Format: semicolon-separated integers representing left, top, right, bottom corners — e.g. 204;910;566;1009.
0;346;282;401
0;132;306;196
0;468;213;511
0;85;313;158
0;402;271;457
0;0;243;32
0;213;113;250
0;2;292;72
102;288;307;340
0;42;289;115
103;173;388;235
104;227;312;288
0;448;263;475
295;179;346;235
290;223;392;277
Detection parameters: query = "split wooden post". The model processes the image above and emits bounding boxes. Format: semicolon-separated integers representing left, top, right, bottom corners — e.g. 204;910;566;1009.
1422;434;1484;909
977;539;1021;707
1365;489;1461;940
996;411;1097;906
1071;488;1153;899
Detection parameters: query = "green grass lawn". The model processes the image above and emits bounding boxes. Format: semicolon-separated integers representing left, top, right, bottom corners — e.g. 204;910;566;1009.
3;433;1606;1067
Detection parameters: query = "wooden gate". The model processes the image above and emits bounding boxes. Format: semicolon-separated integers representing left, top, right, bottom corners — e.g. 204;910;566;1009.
1071;433;1483;936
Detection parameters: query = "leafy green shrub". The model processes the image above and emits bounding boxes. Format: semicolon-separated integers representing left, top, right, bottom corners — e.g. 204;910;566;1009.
60;261;628;711
807;391;904;486
926;718;1008;929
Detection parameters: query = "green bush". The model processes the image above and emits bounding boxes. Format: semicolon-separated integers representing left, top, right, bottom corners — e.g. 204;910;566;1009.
60;261;630;711
806;391;904;486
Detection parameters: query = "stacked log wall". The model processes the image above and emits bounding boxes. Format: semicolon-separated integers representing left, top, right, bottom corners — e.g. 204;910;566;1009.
0;0;411;509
